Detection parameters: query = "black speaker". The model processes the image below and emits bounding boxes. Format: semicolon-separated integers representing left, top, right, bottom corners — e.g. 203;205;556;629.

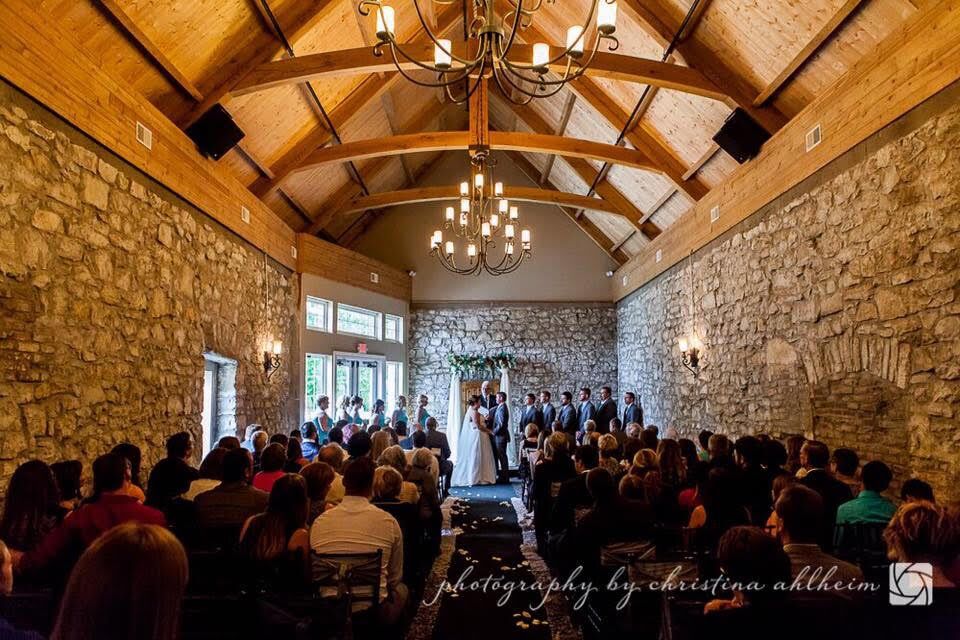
186;105;245;160
712;108;770;164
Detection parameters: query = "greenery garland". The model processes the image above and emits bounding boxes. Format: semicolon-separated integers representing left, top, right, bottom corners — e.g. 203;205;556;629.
448;352;516;378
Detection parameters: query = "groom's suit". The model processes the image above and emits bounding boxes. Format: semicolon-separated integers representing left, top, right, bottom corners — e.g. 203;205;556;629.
491;401;511;483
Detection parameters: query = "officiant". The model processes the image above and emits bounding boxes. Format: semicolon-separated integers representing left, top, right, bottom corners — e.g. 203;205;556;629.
479;380;497;416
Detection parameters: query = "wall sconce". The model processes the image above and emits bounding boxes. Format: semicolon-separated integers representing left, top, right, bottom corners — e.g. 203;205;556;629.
263;339;282;380
678;335;701;376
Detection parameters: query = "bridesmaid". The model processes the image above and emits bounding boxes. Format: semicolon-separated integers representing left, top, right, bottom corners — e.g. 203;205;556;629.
390;395;409;428
368;399;386;432
415;394;431;428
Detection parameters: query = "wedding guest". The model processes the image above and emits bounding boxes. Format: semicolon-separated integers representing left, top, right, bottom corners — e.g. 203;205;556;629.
409;448;441;549
576;387;596;434
520;393;544;431
251;431;269;472
391;395;409;428
697;429;713;462
217;436;241;450
830;447;861;495
523;423;540;450
347;430;372;460
310;457;408;624
595;386;617;434
371;430;393;463
317;445;346;505
369;399;387;431
0;540;43;639
622;391;642;428
424;417;452;497
253;443;287;493
609;418;627;448
549;444;599;536
0;460;65;552
625;422;642;439
533;432;576;555
410;431;439;481
194;448;267;543
328;425;345;447
239;474;310;586
397;423;413;450
111;443;145;496
558;392;578;438
377;446;419;504
901;478;935;503
885;501;957;587
764;473;797;534
598;434;621;477
50;523;187;640
184;447;225;501
300;461;336;524
51;460;83;513
269;433;289;448
762;439;789;479
735;435;773;525
289;429;303;442
785;435;806;475
798;441;853;546
416;394;431;428
641;427;659;452
656;438;686;501
539;390;556;429
688;467;751;551
284;438;309;472
707;433;733;466
678;438;699;475
836;460;895;525
241;424;263;452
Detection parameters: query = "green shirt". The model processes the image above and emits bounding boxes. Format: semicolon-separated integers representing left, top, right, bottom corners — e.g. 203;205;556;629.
835;490;896;525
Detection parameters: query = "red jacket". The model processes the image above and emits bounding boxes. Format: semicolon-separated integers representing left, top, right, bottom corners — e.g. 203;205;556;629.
19;493;166;576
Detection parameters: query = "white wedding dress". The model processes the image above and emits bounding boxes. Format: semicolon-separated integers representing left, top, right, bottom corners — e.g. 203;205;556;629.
450;406;497;487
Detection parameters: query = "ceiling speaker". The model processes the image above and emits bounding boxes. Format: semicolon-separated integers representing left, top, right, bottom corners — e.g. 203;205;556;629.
712;108;770;164
186;105;245;161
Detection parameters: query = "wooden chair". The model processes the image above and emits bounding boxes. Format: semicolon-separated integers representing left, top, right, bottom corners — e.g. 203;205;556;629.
310;550;383;639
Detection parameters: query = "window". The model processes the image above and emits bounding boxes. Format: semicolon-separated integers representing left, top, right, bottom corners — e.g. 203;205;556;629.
384;314;404;343
386;361;404;412
336;303;382;340
306;296;333;333
304;353;332;419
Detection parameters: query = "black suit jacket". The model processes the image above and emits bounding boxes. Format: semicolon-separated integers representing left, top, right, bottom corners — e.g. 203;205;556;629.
558;404;578;435
520;405;544;431
541;402;557;428
622;403;642;427
595;398;617;434
492;403;510;438
424;429;451;462
480;393;497;413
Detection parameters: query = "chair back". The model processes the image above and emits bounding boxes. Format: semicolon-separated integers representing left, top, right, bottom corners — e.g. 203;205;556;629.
311;550;383;610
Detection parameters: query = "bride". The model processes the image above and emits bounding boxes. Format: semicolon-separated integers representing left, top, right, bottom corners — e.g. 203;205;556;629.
451;395;497;487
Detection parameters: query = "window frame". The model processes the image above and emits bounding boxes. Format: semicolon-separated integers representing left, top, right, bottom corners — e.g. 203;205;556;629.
304;353;333;420
305;296;334;333
336;303;383;341
384;313;404;344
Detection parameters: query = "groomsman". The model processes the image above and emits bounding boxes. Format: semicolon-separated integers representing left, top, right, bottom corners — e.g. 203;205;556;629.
622;391;643;427
558;391;578;436
539;390;556;430
594;386;617;434
577;387;596;434
520;393;544;431
491;392;511;483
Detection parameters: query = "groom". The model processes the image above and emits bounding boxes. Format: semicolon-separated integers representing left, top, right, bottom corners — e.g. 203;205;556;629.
491;392;510;484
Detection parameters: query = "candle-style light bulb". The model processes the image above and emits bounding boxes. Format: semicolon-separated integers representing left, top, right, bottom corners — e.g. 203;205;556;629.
505;224;515;239
490;213;499;227
272;340;282;355
434;38;452;69
474;172;484;189
459;212;468;226
566;26;585;58
460;198;470;213
445;240;454;255
460;181;469;196
499;199;508;214
532;43;549;72
494;182;504;197
375;5;395;39
506;242;515;255
445;206;454;222
509;205;519;220
467;243;477;258
597;0;617;35
481;222;491;237
678;337;689;353
521;229;531;243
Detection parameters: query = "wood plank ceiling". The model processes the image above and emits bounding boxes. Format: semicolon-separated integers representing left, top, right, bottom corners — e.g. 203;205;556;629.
42;0;923;265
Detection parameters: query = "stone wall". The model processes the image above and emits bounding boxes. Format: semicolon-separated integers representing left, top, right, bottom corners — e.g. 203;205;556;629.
409;303;618;430
0;80;298;488
617;90;960;499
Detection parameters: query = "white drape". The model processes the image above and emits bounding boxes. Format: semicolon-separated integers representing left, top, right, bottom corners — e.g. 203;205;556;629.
446;372;462;463
500;367;517;469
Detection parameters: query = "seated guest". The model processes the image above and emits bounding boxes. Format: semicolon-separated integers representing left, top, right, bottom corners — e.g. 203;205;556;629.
217;436;241;450
735;435;773;525
629;448;659;476
289;429;303;442
678;459;710;512
328;425;345;447
622;437;643;469
901;478;935;504
372;466;422;574
775;485;863;597
397;423;413;450
409;447;440;515
184;447;225;500
707;433;734;466
532;432;576;555
16;453;165;580
239;474;310;587
798;440;852;547
146;432;199;510
688;468;751;552
582;420;598;446
347;430;373;460
371;430;393;463
655;438;687;523
253;443;287;493
598;434;621;477
550;444;600;537
424;417;452;497
285;438;309;472
50;523;187;640
194;448;268;544
300;422;321;462
765;473;797;534
762;439;789;479
697;429;713;461
270;433;289;448
301;462;336;524
111;443;146;502
241;424;264;452
0;460;66;552
885;501;957;587
310;457;408;624
317;445;346;505
678;439;699;476
409;431;439;482
251;431;269;471
641;427;659;452
625;422;642;440
785;435;806;475
51;460;83;513
836;460;896;525
830;447;861;495
377;446;419;504
0;540;43;639
523;423;540;450
609;418;626;448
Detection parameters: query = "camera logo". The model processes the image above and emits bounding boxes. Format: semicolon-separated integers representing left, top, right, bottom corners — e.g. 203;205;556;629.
889;563;933;606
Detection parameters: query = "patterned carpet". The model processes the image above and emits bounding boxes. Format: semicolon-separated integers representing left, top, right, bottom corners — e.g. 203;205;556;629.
406;482;580;640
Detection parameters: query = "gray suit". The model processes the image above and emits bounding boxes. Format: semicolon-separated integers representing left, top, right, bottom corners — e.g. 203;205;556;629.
541;402;557;429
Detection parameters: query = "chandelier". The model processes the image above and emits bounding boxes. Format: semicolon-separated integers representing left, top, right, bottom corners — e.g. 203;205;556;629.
429;151;532;276
358;0;619;104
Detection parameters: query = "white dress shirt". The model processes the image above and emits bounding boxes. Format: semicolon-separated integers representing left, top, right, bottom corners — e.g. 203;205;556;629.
309;495;404;600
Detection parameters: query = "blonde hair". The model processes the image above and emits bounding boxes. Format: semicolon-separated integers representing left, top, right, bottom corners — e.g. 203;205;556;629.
52;523;188;640
598;433;618;455
545;432;569;459
632;448;658;470
377;445;409;476
370;430;392;462
412;447;434;470
884;501;960;564
524;423;539;438
373;466;403;500
583;420;597;433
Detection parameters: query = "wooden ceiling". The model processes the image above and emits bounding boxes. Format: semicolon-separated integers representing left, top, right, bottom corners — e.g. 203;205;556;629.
40;0;926;265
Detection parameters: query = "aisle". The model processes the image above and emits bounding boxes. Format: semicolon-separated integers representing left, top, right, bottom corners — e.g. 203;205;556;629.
407;483;559;640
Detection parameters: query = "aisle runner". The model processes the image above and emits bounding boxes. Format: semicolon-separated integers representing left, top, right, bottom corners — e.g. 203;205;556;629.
408;484;575;640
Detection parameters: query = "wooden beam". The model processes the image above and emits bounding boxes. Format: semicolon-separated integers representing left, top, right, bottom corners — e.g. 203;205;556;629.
540;93;577;185
619;0;788;134
179;0;340;127
338;185;628;218
380;91;416;184
468;77;490;150
94;0;203;101
610;230;638;254
233;44;728;101
682;142;719;180
290;130;659;174
642;187;677;222
0;0;297;269
677;0;715;41
613;0;960;301
298;234;412;300
753;0;868;106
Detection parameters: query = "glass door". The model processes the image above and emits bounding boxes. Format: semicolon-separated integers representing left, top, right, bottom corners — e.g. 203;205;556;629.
334;353;385;421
